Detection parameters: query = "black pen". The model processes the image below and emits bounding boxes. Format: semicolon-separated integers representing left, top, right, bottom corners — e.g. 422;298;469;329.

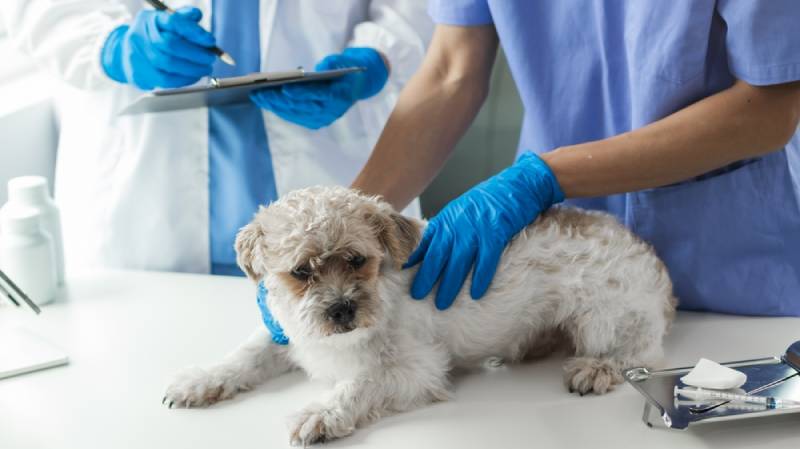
0;269;41;314
144;0;236;66
0;281;21;307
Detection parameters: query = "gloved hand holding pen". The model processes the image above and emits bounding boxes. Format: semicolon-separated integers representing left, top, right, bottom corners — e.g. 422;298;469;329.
101;7;218;90
251;47;389;129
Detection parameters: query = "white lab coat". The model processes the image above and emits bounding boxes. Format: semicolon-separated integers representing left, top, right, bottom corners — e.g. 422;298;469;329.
1;0;432;273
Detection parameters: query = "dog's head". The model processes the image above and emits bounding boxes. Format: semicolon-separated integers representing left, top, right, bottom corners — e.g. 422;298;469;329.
235;186;421;342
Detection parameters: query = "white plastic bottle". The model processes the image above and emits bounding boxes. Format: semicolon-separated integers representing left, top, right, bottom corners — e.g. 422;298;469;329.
1;176;65;285
0;209;58;305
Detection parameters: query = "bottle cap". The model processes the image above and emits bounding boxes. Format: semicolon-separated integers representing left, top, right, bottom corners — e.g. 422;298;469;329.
0;208;42;234
8;176;50;204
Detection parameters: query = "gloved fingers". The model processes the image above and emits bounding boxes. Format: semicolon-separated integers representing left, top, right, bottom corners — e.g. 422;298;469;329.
404;224;436;268
300;111;341;129
278;107;334;129
314;53;351;72
251;88;303;114
129;43;199;87
314;53;369;100
261;86;331;120
151;68;198;88
285;80;358;120
282;81;332;103
250;88;289;110
250;88;272;104
330;76;362;103
410;228;453;300
250;89;330;129
172;6;203;22
152;30;217;66
126;50;159;90
148;47;211;78
470;238;505;299
154;7;216;48
133;56;196;88
434;239;477;310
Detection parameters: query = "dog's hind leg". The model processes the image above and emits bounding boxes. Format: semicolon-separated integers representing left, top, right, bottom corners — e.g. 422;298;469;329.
562;305;665;395
163;326;295;408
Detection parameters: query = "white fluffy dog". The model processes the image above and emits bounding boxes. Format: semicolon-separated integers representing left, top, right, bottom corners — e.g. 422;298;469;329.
164;186;676;445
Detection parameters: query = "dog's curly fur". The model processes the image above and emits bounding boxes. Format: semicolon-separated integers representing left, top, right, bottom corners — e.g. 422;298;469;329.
164;186;676;446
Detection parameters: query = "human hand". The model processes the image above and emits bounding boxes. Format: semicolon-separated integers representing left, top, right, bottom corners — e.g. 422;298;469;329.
406;152;565;310
100;7;217;90
250;47;389;129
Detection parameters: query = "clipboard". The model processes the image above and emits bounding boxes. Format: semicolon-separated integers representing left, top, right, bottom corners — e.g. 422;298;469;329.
118;67;364;115
0;328;69;380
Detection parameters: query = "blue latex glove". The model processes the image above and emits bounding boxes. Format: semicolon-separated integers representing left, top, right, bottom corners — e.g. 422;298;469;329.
101;7;217;90
256;281;289;345
250;47;389;129
406;152;565;310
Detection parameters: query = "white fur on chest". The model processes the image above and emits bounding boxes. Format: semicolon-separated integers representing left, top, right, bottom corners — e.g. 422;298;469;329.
289;330;380;383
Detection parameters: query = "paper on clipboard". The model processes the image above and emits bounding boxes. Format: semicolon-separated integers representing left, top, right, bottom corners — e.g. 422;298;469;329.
118;67;364;115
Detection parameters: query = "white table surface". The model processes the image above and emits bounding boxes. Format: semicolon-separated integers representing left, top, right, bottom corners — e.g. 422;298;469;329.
1;269;799;449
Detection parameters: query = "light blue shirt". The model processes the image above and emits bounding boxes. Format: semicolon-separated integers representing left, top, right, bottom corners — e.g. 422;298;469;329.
429;0;800;316
209;0;277;276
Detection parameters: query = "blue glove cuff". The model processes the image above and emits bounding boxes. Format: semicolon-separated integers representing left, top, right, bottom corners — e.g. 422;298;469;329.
256;281;289;345
100;25;129;84
516;151;565;205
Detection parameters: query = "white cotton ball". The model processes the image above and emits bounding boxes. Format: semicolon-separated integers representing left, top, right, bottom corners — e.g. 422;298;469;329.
680;358;747;390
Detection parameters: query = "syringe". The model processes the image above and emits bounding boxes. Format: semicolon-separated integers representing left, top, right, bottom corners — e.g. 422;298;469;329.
674;398;768;412
674;386;800;409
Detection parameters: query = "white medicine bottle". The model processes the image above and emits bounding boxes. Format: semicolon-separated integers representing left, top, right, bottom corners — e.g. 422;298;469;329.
0;209;58;305
1;176;65;285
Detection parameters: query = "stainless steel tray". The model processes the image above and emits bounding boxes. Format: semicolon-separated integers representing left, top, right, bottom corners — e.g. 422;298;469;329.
624;341;800;429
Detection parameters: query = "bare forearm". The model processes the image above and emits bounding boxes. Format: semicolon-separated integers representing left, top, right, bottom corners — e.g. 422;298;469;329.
352;25;499;210
543;80;800;197
352;70;489;209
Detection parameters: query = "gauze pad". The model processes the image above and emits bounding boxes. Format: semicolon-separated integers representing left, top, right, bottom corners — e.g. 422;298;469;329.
680;358;747;390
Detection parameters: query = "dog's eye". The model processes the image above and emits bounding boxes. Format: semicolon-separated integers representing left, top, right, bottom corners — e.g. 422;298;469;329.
291;265;312;281
348;255;366;269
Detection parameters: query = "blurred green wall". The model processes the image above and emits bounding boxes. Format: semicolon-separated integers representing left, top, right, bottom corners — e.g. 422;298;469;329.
419;51;523;216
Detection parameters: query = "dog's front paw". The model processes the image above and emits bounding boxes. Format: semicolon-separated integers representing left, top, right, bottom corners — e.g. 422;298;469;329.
288;404;355;446
563;357;623;395
163;366;240;408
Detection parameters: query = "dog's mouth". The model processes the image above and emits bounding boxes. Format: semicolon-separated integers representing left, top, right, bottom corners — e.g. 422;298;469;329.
331;323;358;335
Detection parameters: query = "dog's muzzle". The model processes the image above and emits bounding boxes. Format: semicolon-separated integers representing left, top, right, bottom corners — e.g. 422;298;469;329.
326;300;357;326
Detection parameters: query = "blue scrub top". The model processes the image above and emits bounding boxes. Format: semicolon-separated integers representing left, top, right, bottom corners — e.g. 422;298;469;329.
208;0;277;276
429;0;800;316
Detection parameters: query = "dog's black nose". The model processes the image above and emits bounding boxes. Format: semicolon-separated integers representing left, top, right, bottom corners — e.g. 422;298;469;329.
327;301;357;325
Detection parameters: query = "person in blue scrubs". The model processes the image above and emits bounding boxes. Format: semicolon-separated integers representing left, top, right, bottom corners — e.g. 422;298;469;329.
350;0;800;316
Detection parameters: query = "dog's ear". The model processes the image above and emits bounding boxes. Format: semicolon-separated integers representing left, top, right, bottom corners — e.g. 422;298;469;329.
235;220;265;282
369;208;421;268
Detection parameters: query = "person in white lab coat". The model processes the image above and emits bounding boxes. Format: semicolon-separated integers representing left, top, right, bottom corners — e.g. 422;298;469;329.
0;0;431;274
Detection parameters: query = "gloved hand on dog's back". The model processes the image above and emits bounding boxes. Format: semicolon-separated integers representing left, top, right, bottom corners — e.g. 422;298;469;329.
406;152;564;310
250;47;389;129
254;152;562;338
257;281;289;345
